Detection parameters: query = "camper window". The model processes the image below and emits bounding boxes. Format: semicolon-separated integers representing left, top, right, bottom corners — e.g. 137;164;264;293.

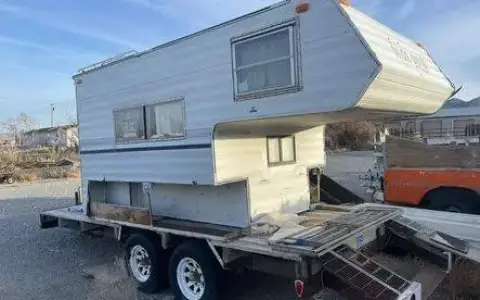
267;136;296;166
232;23;297;99
145;99;185;140
114;107;145;141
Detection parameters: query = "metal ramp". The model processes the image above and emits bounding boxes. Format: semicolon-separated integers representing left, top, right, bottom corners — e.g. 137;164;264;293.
387;215;469;254
319;246;412;300
272;208;400;256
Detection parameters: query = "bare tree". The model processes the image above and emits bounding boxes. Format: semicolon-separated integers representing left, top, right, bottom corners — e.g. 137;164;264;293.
0;112;37;146
66;115;79;151
66;113;78;126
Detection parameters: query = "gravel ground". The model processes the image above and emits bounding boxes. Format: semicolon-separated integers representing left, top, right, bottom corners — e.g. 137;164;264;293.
0;152;466;300
0;152;376;300
0;180;300;300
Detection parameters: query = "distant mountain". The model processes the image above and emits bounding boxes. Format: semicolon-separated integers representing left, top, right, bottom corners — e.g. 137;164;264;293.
442;97;480;108
468;97;480;107
442;98;465;108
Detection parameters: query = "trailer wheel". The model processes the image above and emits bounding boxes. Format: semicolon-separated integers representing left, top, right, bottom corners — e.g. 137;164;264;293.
125;233;168;293
169;241;222;300
312;288;343;300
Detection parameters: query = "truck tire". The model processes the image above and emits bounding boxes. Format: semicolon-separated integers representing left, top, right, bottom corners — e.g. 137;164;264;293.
125;233;169;293
169;241;223;300
424;188;480;214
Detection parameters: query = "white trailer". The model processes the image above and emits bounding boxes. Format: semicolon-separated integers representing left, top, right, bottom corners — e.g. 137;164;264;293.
40;0;480;299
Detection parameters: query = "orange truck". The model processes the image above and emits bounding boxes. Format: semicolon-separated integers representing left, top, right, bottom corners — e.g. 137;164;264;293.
379;136;480;214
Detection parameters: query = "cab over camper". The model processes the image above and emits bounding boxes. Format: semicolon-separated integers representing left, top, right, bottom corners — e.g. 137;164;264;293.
41;1;474;299
75;0;453;228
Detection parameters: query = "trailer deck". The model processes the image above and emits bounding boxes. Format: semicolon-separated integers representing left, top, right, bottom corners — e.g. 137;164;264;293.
40;204;480;260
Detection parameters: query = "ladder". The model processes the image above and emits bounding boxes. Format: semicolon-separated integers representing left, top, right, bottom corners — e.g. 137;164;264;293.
319;245;412;300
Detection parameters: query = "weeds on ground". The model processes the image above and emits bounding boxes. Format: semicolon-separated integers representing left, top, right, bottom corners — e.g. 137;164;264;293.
442;259;480;300
325;121;375;151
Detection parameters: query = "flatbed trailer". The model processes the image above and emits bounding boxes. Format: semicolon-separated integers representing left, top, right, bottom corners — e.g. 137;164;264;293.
40;201;480;300
39;0;468;298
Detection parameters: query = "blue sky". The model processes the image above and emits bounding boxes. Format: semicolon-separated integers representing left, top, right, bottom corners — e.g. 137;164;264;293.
0;0;478;127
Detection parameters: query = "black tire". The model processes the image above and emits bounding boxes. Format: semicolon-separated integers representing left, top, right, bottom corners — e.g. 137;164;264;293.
424;188;480;214
125;233;169;293
169;241;223;300
312;288;343;300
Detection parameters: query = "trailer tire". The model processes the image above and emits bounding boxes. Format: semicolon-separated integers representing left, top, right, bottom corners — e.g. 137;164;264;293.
169;241;222;300
312;288;343;300
125;233;169;293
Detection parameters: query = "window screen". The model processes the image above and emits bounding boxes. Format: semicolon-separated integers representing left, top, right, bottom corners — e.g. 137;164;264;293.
145;100;185;139
114;107;145;141
453;119;475;137
233;25;297;98
420;120;442;138
267;136;296;165
466;124;480;136
267;138;281;164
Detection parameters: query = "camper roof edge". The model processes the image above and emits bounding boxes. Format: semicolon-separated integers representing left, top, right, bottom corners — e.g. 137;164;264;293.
73;0;292;79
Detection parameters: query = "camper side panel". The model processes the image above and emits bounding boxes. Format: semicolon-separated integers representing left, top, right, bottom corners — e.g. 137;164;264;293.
150;182;249;227
214;126;325;218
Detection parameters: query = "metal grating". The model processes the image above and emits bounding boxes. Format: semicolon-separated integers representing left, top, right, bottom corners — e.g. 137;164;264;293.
272;208;400;255
388;215;469;254
318;245;412;300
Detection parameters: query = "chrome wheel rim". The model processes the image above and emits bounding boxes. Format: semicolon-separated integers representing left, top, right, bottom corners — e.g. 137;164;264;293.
129;245;152;283
176;257;205;300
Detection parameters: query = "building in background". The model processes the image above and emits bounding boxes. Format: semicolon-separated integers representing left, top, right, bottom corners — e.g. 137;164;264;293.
0;135;16;150
387;98;480;145
20;125;78;149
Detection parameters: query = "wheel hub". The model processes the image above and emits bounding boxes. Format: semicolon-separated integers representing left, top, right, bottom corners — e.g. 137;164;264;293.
177;257;205;300
129;245;152;283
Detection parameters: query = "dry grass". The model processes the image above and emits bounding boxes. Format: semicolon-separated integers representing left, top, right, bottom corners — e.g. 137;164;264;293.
438;259;480;300
38;166;80;180
0;147;79;183
325;121;376;151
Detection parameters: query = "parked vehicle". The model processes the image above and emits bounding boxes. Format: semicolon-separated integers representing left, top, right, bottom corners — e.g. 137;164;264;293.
40;1;478;299
369;126;480;215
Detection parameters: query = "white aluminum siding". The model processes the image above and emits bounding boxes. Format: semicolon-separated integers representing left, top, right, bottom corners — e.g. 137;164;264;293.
342;6;454;114
75;0;376;185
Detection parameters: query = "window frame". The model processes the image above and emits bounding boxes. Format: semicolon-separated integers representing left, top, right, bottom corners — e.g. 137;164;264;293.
453;118;475;137
113;106;146;142
231;19;300;101
113;97;186;144
144;98;186;141
266;135;296;166
466;123;480;137
420;119;442;138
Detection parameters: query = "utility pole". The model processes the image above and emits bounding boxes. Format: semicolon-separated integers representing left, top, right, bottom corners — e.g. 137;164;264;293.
50;104;55;127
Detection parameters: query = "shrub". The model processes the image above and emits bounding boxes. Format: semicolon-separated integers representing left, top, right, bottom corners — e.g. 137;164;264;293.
325;121;376;151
